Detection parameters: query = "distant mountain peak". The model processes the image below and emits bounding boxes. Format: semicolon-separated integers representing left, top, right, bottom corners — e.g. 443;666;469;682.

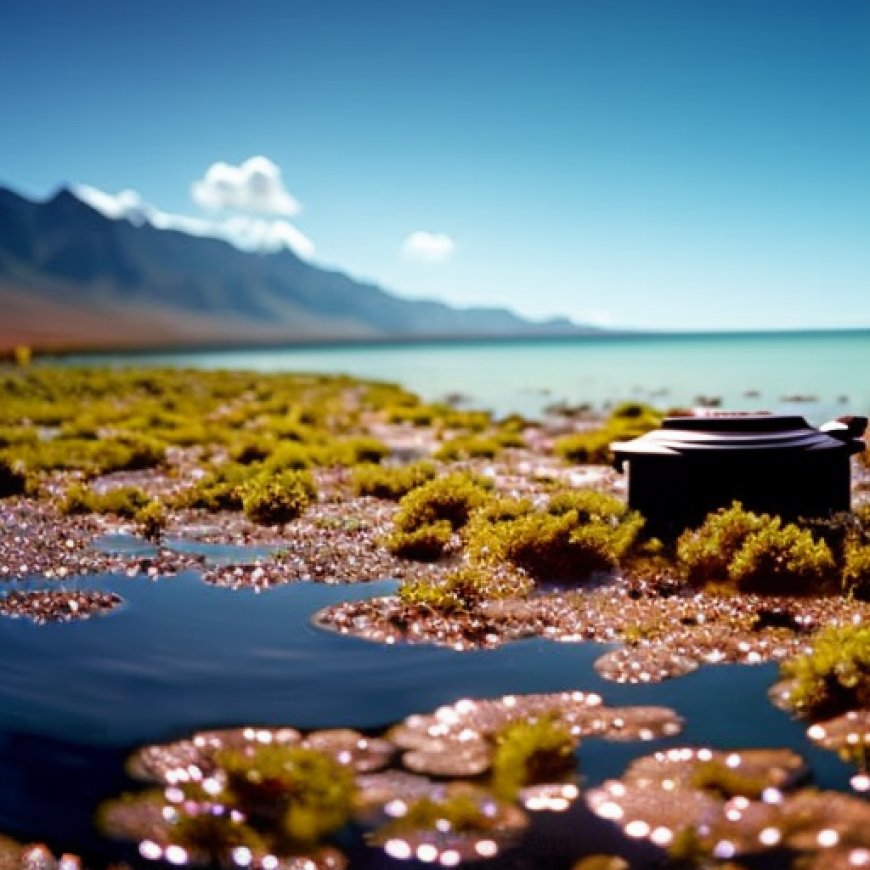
70;184;153;226
69;183;316;258
0;182;591;350
46;186;86;208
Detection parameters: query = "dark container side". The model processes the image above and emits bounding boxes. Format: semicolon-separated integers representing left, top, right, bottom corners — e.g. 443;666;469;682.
625;450;852;539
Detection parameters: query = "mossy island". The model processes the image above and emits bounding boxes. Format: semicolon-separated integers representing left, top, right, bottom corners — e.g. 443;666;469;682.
1;364;869;868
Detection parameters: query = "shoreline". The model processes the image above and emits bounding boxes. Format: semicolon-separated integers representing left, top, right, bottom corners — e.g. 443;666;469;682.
5;324;870;360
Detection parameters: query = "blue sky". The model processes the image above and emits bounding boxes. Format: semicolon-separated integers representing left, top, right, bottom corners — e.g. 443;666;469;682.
1;0;868;330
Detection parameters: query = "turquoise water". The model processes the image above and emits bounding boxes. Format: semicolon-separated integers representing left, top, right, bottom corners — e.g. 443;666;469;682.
59;330;870;423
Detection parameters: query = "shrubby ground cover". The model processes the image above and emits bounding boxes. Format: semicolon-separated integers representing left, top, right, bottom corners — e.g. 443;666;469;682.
0;365;868;867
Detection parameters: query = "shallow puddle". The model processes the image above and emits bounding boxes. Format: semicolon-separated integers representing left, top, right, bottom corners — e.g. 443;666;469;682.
93;534;160;559
161;538;280;567
0;573;859;867
94;534;280;567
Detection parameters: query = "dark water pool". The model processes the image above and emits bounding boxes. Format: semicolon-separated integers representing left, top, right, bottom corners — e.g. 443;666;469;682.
0;573;856;868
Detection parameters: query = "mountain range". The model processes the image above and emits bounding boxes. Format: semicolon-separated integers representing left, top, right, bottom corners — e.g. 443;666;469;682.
0;185;589;350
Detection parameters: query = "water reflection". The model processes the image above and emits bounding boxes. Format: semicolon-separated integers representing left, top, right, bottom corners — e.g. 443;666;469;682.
94;534;279;567
0;572;860;865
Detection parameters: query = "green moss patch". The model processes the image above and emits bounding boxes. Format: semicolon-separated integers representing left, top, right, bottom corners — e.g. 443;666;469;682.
677;502;847;594
466;489;643;581
780;623;870;721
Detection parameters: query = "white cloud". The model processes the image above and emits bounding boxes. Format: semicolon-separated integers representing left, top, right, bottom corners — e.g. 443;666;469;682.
401;231;455;264
74;184;315;259
73;186;154;225
191;156;301;216
218;215;316;259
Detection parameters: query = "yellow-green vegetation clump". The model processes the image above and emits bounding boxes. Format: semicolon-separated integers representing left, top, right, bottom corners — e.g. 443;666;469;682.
469;495;536;527
676;502;767;583
843;539;870;599
168;813;266;856
59;482;169;536
677;502;841;594
385;404;440;427
494;430;526;449
60;482;154;518
215;744;356;845
434;434;503;461
728;521;836;594
229;434;282;465
553;402;663;465
176;463;253;512
688;758;771;800
0;425;38;447
0;367;410;484
241;469;316;526
100;737;363;866
108;743;358;864
384;521;454;562
385;400;490;431
134;499;168;541
383;393;528;461
423;408;527;460
0;366;419;519
321;436;391;467
466;489;644;580
491;714;577;800
260;441;314;471
350;460;437;500
813;507;870;599
431;423;526;461
384;472;492;561
398;564;533;614
375;792;498;838
5;433;166;476
440;408;492;432
780;623;870;721
218;429;392;472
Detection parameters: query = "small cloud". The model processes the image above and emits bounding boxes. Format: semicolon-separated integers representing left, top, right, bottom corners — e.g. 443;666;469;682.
191;156;301;216
74;184;315;259
74;185;155;225
401;231;455;264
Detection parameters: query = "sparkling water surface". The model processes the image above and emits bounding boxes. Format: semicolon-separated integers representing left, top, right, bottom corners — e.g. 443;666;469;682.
0;573;854;866
14;332;869;865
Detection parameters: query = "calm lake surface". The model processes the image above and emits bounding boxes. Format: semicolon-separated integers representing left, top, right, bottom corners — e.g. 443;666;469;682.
60;330;870;423
0;572;855;867
10;331;868;865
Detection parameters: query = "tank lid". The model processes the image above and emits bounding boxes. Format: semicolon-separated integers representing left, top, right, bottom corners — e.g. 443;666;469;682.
662;414;808;433
611;413;865;465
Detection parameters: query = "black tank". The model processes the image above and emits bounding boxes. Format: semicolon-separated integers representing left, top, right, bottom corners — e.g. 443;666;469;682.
611;414;867;538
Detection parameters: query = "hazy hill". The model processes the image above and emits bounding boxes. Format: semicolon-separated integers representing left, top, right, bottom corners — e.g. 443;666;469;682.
0;185;587;350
